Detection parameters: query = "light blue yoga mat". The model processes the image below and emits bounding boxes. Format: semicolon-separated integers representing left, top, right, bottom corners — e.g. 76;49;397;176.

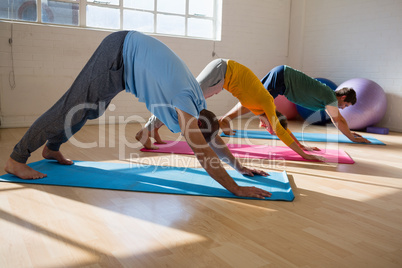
0;160;295;201
221;130;385;145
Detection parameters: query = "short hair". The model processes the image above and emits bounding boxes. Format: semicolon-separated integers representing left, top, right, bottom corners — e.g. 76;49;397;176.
198;109;220;142
276;110;288;130
335;87;357;105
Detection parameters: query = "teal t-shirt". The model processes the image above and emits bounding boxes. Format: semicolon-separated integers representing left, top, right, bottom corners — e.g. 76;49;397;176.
283;66;337;111
123;31;206;133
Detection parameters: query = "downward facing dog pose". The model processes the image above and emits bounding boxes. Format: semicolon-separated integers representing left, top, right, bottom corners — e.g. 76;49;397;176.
220;65;371;144
136;59;325;161
4;32;271;199
136;58;228;149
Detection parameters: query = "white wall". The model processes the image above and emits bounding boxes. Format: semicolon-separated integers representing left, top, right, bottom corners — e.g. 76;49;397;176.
293;0;402;131
0;0;291;128
1;0;401;132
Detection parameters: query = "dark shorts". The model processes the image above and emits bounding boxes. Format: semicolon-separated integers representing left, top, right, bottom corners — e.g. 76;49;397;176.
260;65;286;98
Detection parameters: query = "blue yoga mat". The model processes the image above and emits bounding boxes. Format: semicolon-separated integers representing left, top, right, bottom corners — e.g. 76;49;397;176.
0;160;295;201
221;130;385;145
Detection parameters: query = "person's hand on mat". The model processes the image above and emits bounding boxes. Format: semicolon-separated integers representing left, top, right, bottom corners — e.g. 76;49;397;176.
219;117;236;135
235;186;272;199
351;132;371;143
238;166;269;177
177;109;271;199
326;107;372;144
289;142;325;162
352;136;371;143
302;153;326;162
299;144;321;151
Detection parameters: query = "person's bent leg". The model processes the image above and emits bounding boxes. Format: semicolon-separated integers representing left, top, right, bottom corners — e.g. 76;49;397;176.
5;93;83;179
136;115;166;149
5;31;128;179
219;102;251;135
4;89;86;178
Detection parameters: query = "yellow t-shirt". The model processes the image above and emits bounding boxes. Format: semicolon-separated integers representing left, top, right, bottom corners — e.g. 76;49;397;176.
223;60;294;146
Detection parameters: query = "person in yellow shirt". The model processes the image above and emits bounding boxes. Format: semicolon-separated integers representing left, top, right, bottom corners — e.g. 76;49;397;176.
136;59;324;161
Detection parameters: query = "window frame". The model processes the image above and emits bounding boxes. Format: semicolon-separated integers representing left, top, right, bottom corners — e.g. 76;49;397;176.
1;0;222;40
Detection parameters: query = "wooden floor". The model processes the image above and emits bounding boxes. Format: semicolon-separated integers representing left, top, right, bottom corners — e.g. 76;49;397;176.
1;119;401;268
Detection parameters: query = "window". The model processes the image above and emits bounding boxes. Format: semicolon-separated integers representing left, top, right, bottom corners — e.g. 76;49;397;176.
0;0;222;40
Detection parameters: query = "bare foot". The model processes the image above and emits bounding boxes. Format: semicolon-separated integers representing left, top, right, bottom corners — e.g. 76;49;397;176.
145;143;160;150
150;129;167;145
42;146;73;165
136;129;159;150
219;117;236;135
4;158;47;180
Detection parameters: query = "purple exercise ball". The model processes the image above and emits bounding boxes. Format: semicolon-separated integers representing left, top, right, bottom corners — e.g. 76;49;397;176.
338;78;387;130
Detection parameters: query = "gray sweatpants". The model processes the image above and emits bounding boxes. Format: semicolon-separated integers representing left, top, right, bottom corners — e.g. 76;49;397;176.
144;58;227;131
11;31;129;163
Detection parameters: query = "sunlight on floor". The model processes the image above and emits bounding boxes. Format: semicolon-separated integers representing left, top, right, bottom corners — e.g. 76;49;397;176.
222;198;278;212
1;186;209;267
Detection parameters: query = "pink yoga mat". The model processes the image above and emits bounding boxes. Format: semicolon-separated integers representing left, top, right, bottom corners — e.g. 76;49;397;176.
140;141;354;164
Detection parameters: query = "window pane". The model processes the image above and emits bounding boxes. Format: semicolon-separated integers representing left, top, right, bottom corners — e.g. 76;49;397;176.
87;0;120;6
157;0;185;15
157;14;184;35
123;10;154;32
124;0;154;11
42;0;79;26
87;5;120;29
188;18;213;39
0;0;37;21
189;0;214;17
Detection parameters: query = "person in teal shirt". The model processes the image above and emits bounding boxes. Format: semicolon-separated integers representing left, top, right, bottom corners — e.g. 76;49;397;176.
4;31;271;199
220;65;370;144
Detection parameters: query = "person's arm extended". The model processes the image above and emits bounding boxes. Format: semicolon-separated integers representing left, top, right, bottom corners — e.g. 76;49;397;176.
288;141;325;160
176;108;271;199
261;119;320;151
287;129;320;151
259;114;325;161
208;135;269;177
326;105;371;143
